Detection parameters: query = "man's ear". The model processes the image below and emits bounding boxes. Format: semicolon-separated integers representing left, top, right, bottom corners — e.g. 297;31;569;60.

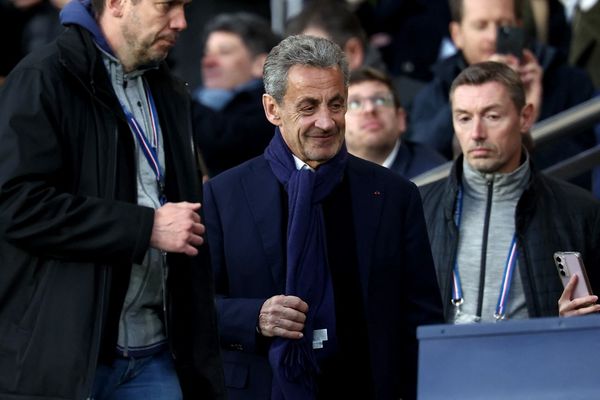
106;0;126;17
251;53;267;79
343;37;365;70
520;103;535;134
449;21;463;49
262;94;282;126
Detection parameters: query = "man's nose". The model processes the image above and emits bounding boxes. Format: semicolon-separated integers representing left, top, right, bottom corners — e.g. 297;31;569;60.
470;117;486;140
361;98;377;113
314;109;336;131
170;6;187;31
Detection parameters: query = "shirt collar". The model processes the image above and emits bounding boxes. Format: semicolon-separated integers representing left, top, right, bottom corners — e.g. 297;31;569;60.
382;140;401;169
293;154;315;171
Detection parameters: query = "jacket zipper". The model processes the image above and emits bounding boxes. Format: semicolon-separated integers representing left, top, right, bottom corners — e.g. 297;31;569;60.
476;180;494;318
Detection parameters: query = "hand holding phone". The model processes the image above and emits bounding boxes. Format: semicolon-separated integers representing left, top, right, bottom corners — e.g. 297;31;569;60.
496;26;525;60
554;251;592;299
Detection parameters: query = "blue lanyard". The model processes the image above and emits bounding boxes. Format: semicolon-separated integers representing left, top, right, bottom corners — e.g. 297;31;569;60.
121;80;166;205
451;187;519;320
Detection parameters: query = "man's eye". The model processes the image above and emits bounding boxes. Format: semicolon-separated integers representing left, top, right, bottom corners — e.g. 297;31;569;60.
348;100;361;110
373;97;387;107
330;102;344;111
300;106;315;114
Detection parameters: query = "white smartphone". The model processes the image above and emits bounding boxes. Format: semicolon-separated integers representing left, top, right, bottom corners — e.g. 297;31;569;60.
554;251;593;299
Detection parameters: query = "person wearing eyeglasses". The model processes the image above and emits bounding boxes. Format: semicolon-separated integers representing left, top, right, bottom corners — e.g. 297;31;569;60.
345;67;447;180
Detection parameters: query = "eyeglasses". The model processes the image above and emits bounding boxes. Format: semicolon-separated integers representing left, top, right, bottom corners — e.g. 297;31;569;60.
347;95;395;112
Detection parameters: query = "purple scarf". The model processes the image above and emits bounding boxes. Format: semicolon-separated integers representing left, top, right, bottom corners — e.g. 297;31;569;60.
264;129;347;399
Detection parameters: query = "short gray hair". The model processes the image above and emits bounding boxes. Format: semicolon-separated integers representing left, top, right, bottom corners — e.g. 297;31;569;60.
263;35;350;103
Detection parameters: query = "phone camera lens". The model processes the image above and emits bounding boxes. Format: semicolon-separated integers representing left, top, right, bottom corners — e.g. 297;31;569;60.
557;262;564;270
555;256;562;263
559;270;566;277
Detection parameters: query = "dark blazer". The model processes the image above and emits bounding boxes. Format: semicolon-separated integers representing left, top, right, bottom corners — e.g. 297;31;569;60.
389;139;447;179
203;153;444;399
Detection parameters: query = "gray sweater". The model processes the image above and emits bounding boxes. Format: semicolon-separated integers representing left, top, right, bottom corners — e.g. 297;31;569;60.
451;157;530;324
102;51;167;355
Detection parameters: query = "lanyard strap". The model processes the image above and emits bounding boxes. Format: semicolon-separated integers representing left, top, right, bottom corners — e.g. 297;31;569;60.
451;187;519;320
121;80;166;205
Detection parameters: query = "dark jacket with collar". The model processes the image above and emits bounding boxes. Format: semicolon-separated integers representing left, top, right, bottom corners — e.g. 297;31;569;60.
408;46;596;175
389;139;447;179
203;154;444;399
192;83;275;177
0;26;224;399
419;156;600;320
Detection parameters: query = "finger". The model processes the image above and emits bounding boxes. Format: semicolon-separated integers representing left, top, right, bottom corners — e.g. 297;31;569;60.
272;325;304;340
560;275;578;302
280;307;307;324
177;202;202;211
190;222;205;235
570;295;598;309
188;233;204;247
183;244;199;257
273;317;305;333
283;296;309;313
564;303;600;317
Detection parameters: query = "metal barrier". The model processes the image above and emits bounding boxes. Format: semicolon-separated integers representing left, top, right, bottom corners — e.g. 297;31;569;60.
412;96;600;187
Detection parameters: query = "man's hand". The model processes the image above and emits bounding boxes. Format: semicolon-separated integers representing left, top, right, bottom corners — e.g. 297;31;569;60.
258;295;308;339
489;49;543;122
150;202;205;256
558;274;600;317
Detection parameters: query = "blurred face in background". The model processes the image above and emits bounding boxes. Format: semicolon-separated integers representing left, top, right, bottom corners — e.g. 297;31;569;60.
450;0;519;65
345;80;405;161
202;31;263;89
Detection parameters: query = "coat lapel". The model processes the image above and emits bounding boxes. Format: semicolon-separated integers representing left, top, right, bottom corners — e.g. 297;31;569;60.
241;157;286;292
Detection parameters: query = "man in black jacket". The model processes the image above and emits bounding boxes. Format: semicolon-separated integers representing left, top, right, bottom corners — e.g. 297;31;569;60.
0;0;224;398
420;61;600;324
192;12;280;177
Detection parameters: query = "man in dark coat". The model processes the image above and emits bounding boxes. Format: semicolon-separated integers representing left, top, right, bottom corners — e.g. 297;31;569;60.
192;12;280;177
204;35;444;400
0;0;224;398
420;61;600;324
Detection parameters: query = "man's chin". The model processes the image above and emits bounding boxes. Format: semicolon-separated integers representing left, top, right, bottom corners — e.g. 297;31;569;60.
469;159;500;174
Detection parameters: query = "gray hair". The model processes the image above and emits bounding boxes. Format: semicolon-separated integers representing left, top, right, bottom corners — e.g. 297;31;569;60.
263;34;350;104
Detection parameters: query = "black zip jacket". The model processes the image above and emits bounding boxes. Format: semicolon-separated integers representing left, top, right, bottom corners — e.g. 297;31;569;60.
419;157;600;320
0;26;224;399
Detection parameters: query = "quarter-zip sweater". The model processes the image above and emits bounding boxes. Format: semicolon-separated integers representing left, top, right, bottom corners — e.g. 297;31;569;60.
451;157;531;323
420;154;600;324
